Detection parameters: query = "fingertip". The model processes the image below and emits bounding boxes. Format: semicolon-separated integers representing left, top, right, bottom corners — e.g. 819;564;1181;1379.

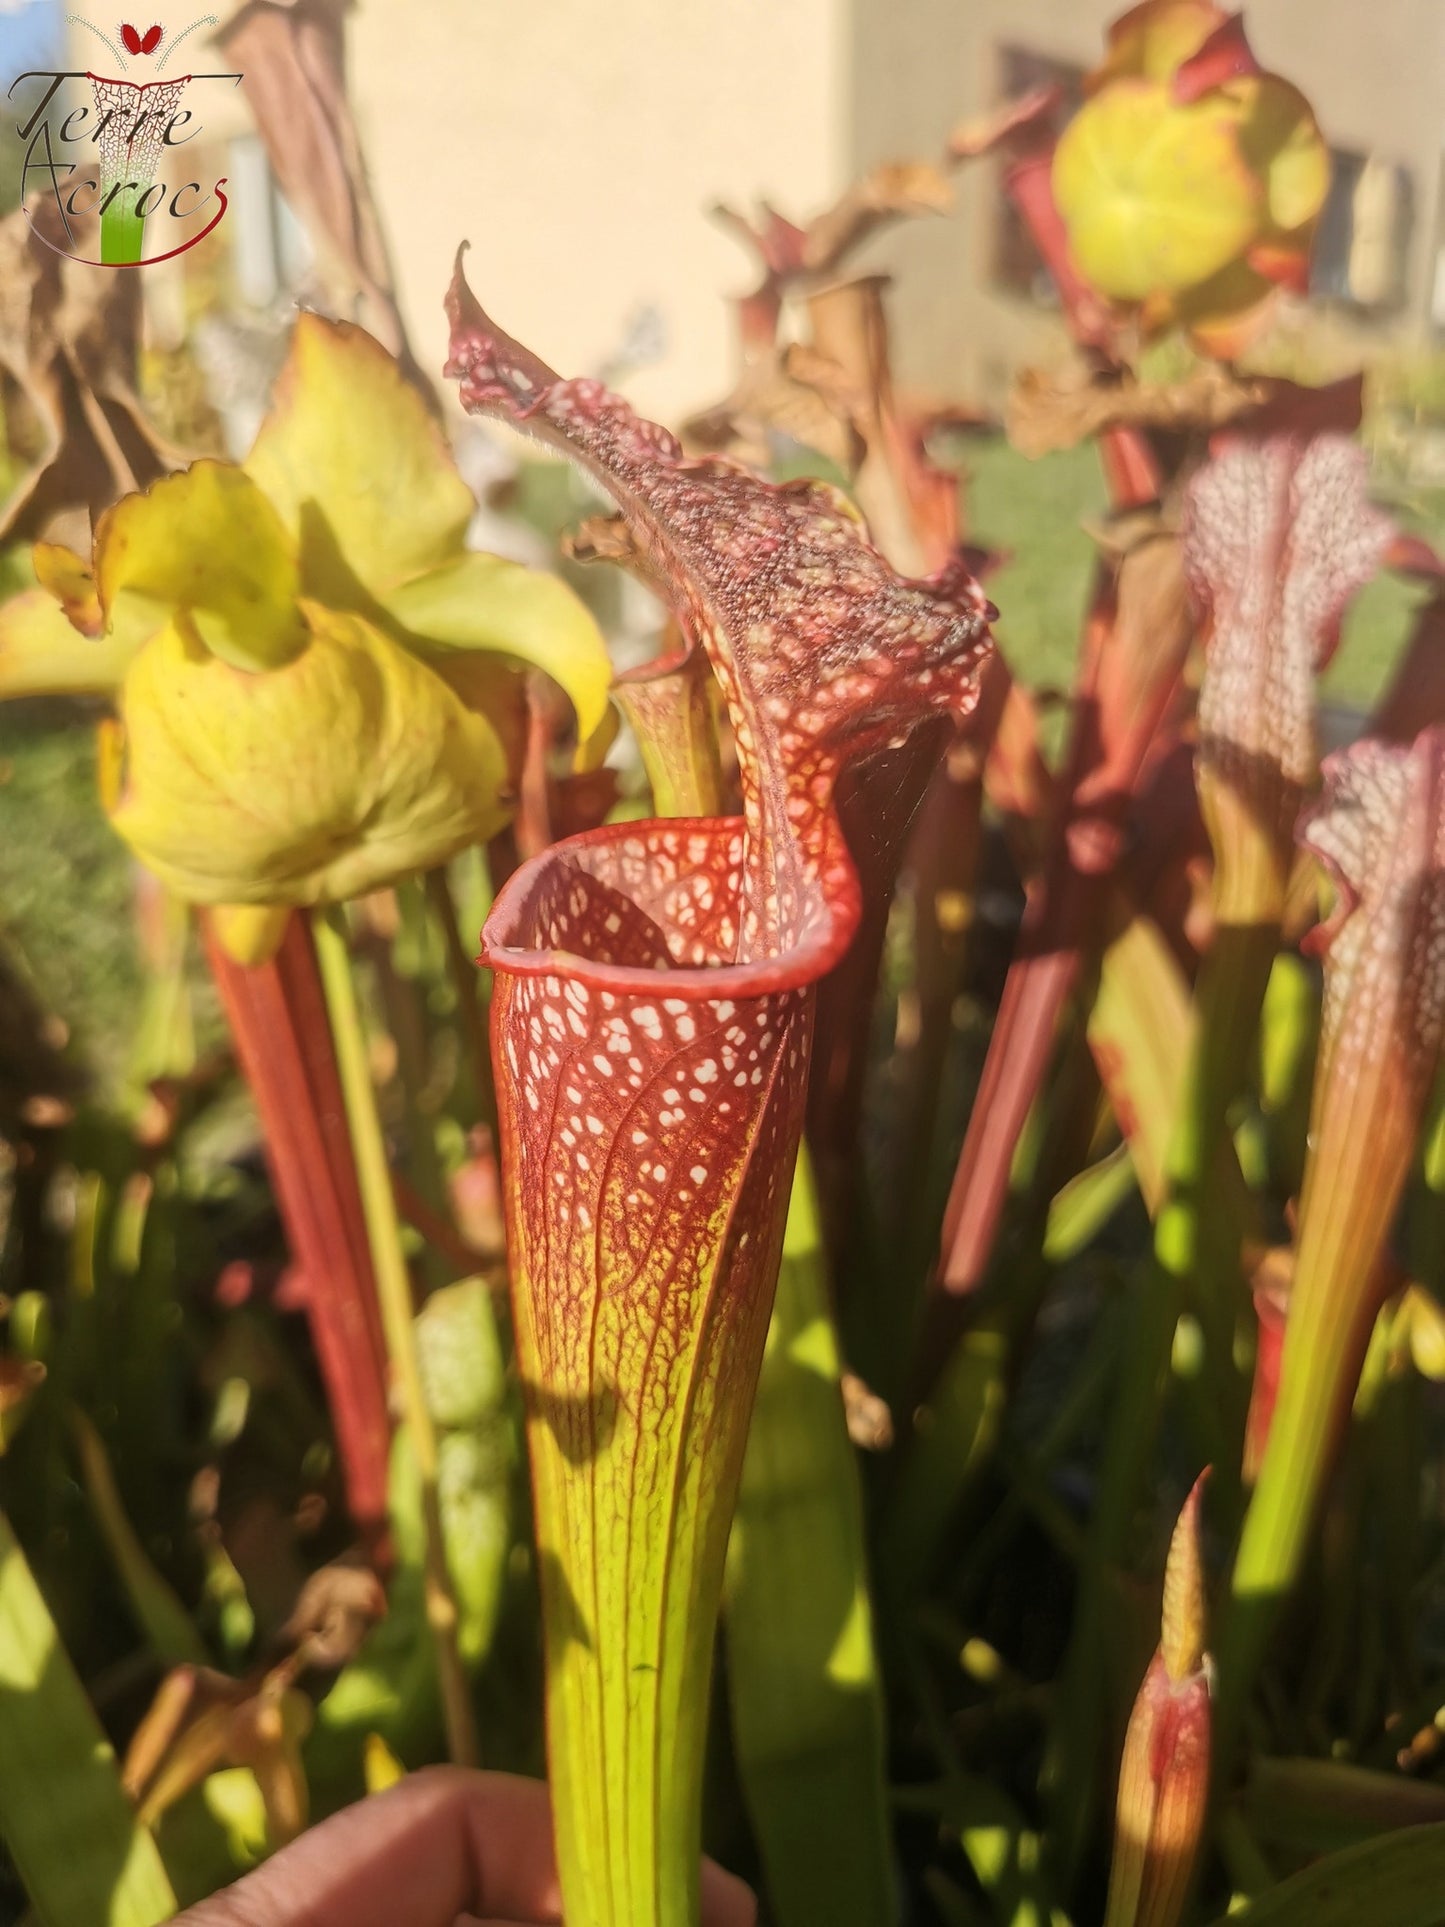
701;1859;758;1927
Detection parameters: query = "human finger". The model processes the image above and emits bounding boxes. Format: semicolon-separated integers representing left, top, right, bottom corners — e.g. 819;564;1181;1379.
174;1767;561;1926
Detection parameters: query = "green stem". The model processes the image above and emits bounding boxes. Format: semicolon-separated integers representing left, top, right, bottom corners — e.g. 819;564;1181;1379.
1044;1254;1175;1875
359;904;452;1295
425;865;498;1135
1153;918;1275;1409
726;1146;896;1927
1409;1078;1445;1283
312;906;478;1768
1048;921;1262;1872
1216;1033;1416;1773
1218;1308;1354;1759
1149;779;1287;1477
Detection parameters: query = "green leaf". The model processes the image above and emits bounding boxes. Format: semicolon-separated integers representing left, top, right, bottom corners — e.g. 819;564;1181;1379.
1258;953;1320;1193
71;1409;208;1669
313;1279;514;1786
154;1770;269;1909
1088;914;1197;1215
414;1276;509;1432
0;1510;177;1926
384;550;614;742
942;1774;1065;1927
413;1279;514;1666
95;462;307;673
612;650;725;818
1043;1143;1138;1263
882;1319;1010;1597
725;1149;896;1927
434;1428;512;1667
1206;1823;1445;1925
1243;1758;1445;1856
0;588;146;698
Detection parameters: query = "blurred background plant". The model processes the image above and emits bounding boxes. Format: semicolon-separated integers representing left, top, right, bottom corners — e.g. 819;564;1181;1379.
1;0;1445;1922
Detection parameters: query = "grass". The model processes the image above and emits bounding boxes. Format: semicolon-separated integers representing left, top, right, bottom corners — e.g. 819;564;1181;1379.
959;434;1439;718
962;436;1108;697
0;706;144;1090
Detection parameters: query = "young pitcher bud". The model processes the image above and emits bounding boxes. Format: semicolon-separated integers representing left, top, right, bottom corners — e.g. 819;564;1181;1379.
1105;1471;1212;1927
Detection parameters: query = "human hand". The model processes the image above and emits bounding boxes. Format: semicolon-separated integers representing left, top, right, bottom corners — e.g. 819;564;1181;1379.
173;1766;757;1926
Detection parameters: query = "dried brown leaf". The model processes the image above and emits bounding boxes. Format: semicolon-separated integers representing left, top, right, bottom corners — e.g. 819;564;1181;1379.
947;85;1062;161
559;514;646;583
799;161;953;273
1007;363;1273;459
563;513;652;573
801;277;959;575
0;207;186;541
681;355;857;471
218;0;422;387
712;159;952;295
840;1370;894;1451
279;1557;386;1670
708;201;807;282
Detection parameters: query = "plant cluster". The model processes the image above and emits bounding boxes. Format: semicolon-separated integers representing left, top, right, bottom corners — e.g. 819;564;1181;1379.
0;5;1444;1926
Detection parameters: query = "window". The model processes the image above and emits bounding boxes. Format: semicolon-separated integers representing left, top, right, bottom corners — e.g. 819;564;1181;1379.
991;44;1086;303
1310;148;1413;313
227;132;313;310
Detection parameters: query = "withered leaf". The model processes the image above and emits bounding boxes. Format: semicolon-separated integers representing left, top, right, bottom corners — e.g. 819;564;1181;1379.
218;0;424;391
0;206;187;543
1007;362;1274;459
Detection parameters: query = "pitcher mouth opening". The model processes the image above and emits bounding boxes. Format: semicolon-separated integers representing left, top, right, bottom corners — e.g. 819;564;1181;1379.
480;814;859;1004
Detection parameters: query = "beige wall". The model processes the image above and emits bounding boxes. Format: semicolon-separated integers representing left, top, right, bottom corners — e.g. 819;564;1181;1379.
59;1;1445;429
350;0;849;423
848;0;1445;407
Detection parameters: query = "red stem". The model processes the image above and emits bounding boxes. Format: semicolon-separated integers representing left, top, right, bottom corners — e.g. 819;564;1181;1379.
808;720;949;1257
885;730;991;1273
205;912;392;1542
933;538;1192;1317
924;148;1173;1324
937;869;1096;1290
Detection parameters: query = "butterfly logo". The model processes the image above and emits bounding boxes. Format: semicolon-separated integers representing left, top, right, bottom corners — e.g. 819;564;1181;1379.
69;12;218;71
